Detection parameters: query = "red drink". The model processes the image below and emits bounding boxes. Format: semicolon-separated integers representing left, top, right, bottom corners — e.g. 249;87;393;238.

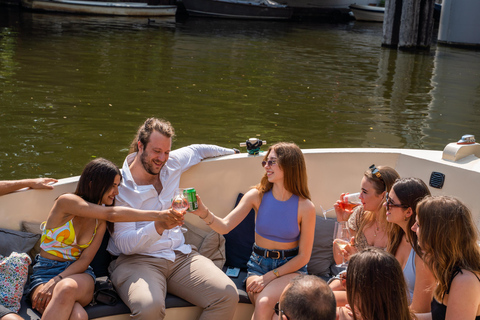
342;202;360;212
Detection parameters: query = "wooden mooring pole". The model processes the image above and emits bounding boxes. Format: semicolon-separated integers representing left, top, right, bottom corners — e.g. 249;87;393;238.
382;0;436;50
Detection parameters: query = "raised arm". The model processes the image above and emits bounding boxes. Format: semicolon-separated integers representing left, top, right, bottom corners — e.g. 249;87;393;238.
0;178;58;195
52;193;183;226
192;189;259;234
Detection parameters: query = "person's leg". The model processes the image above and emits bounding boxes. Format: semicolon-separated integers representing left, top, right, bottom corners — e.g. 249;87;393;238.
109;254;168;320
68;302;89;320
1;314;24;320
0;305;23;320
31;273;94;320
167;251;239;320
247;273;298;320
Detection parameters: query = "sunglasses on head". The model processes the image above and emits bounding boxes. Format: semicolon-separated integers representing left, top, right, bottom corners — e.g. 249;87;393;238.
369;164;383;179
261;159;277;167
274;302;289;320
369;164;387;191
385;192;409;211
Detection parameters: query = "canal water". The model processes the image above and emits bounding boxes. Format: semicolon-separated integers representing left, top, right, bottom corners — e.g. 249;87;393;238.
1;6;480;180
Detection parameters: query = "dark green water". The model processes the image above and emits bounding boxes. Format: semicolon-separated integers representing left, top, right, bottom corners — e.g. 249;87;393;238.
1;7;480;180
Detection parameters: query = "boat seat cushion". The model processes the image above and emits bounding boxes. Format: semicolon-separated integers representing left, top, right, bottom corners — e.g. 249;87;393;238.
183;221;226;269
307;216;336;280
17;290;196;320
224;193;255;269
222;266;251;304
20;221;44;260
0;228;40;258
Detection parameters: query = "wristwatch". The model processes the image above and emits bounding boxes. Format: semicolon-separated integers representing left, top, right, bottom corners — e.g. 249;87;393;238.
273;268;280;277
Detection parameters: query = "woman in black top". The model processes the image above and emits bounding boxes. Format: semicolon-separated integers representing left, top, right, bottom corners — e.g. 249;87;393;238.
413;196;480;320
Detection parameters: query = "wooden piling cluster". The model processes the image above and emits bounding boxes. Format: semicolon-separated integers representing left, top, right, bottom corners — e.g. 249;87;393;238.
382;0;436;50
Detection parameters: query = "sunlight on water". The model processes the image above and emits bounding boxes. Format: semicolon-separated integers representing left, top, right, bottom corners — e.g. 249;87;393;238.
1;8;480;179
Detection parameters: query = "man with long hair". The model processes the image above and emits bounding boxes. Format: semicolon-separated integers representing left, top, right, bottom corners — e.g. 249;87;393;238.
107;117;240;320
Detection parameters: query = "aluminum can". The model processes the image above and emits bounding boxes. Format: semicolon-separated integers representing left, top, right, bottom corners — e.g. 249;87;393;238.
183;188;198;212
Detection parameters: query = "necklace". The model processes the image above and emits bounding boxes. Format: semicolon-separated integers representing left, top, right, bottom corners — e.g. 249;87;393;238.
374;220;380;237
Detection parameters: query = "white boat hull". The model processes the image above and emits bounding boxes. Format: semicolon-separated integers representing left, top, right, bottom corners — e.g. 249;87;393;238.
349;3;384;22
21;0;177;16
3;142;480;320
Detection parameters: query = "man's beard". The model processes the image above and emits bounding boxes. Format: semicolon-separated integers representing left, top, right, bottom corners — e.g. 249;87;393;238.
140;150;162;175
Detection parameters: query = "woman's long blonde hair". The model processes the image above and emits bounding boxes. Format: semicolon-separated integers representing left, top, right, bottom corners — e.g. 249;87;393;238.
358;165;399;233
255;142;310;200
417;196;480;301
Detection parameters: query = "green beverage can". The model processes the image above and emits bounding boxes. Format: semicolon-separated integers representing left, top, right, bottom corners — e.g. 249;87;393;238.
183;188;198;212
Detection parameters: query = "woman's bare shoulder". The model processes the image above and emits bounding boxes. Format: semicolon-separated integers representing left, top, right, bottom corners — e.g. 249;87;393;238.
298;197;315;210
243;188;262;206
454;269;480;285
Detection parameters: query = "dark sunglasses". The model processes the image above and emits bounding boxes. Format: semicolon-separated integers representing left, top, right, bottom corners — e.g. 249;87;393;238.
274;302;289;320
385;192;409;211
261;159;277;167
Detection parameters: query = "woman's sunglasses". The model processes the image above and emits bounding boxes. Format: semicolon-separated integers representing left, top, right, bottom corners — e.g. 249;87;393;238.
261;159;277;167
385;193;409;211
274;302;289;320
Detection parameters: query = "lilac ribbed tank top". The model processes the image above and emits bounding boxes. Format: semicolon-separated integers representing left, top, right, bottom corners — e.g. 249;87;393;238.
255;190;300;243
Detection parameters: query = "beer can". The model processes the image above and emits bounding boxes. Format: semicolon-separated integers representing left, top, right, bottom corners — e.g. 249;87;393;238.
183;188;198;212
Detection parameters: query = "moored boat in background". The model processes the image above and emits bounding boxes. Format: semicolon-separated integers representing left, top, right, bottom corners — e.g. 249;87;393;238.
21;0;177;16
180;0;293;20
349;3;384;22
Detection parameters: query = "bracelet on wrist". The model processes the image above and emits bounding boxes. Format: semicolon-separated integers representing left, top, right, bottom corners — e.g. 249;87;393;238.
200;210;209;220
206;211;215;225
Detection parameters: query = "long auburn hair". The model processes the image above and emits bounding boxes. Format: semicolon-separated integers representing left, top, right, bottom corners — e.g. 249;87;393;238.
358;165;399;233
347;248;416;320
416;195;480;301
386;177;431;256
75;158;121;206
255;142;311;200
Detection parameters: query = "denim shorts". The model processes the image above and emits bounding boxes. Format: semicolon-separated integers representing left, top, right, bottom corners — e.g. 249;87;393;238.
27;255;96;296
246;244;307;280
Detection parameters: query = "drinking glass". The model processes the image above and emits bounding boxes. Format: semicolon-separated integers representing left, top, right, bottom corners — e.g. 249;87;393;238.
333;221;351;268
172;188;189;233
319;192;362;219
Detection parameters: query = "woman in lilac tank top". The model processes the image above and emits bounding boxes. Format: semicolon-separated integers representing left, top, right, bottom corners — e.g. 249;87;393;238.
193;142;316;320
413;196;480;320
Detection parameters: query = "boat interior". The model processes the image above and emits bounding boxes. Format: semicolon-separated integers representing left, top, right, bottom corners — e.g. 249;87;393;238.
1;137;480;320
